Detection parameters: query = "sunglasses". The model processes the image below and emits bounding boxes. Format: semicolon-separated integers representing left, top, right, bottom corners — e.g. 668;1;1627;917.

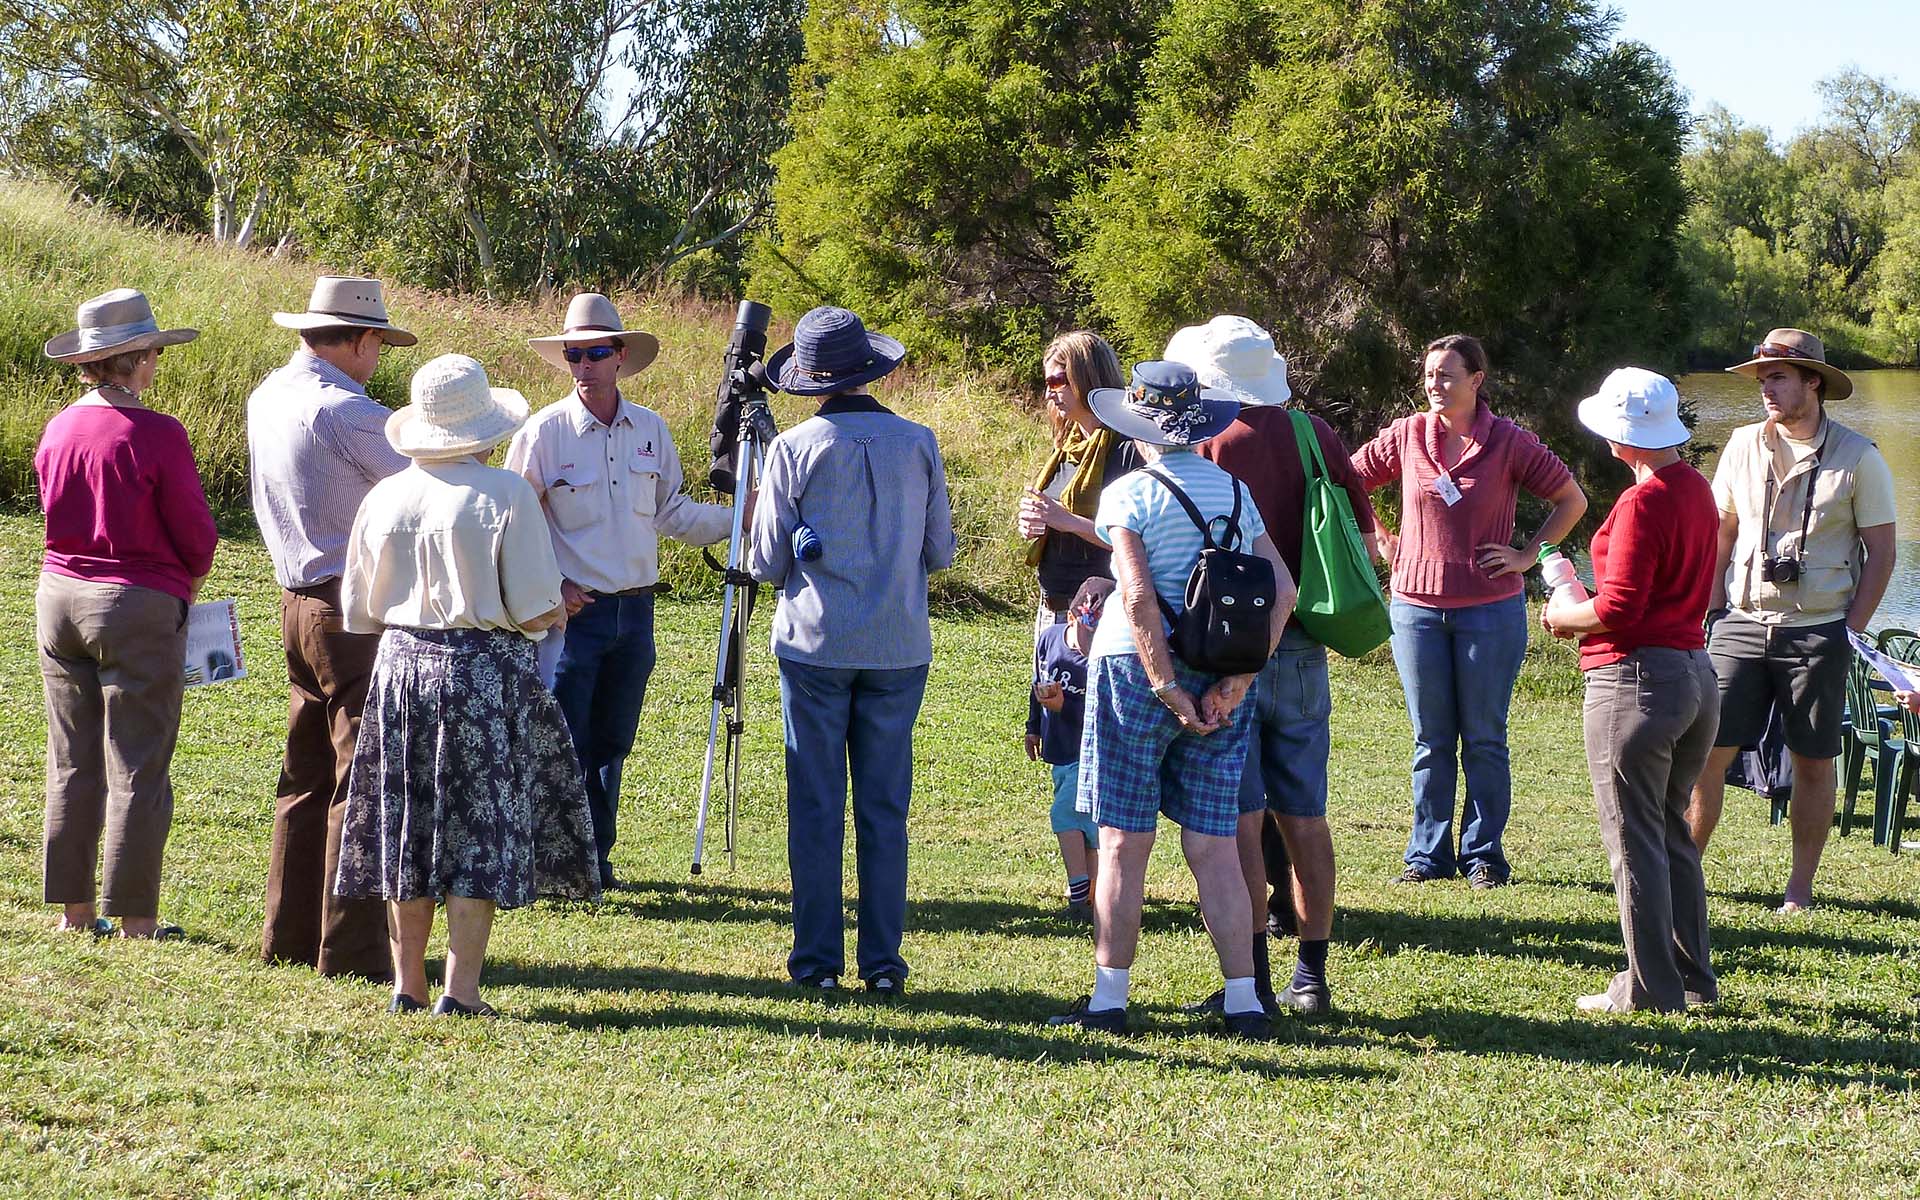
1044;371;1069;389
563;345;620;364
1750;342;1804;360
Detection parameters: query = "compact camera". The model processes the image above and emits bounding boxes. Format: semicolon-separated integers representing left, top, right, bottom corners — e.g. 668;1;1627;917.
1760;555;1802;584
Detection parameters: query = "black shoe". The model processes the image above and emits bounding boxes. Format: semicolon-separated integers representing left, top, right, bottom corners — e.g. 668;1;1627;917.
1065;900;1094;925
865;973;905;1000
793;972;841;993
1217;1009;1274;1041
430;995;498;1019
1266;903;1297;939
1467;864;1506;890
1183;988;1279;1017
1048;996;1128;1034
1274;980;1333;1016
1394;865;1440;884
388;993;428;1014
598;863;619;890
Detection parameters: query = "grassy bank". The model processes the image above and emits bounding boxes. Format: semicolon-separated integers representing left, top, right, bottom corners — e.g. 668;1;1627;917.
0;181;1045;609
3;515;1920;1197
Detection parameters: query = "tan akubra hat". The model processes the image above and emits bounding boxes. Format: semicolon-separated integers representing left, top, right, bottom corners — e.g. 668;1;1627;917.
528;293;659;378
44;288;198;363
273;276;418;346
1725;327;1853;401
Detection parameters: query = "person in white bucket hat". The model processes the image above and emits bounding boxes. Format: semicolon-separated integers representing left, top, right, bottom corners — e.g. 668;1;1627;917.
1163;315;1292;407
1543;367;1721;1013
504;293;732;890
249;275;418;984
333;354;598;1018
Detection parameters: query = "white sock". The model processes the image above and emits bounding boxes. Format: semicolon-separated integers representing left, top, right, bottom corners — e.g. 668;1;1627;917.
1223;976;1261;1015
1091;965;1130;1011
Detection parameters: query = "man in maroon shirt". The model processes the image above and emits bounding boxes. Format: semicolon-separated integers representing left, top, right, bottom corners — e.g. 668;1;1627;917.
1170;317;1377;1015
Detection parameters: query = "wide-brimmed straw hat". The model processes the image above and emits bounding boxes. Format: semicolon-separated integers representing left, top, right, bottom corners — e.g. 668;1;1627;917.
766;306;906;396
1725;327;1853;401
1577;367;1689;450
1088;361;1239;447
1163;315;1291;407
44;288;198;363
528;293;659;378
273;276;418;346
385;354;529;459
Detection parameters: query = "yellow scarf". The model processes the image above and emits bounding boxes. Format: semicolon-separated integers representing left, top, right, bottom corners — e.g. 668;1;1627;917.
1024;425;1118;566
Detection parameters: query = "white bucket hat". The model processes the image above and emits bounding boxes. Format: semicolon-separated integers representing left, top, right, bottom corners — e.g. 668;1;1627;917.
528;293;659;378
1577;367;1689;450
44;288;198;363
1163;315;1291;406
385;354;529;459
273;276;418;346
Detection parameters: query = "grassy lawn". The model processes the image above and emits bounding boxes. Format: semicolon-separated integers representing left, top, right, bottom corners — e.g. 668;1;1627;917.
2;515;1919;1198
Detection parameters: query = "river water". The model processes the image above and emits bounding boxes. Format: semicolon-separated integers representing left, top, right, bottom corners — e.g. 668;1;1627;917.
1679;369;1920;631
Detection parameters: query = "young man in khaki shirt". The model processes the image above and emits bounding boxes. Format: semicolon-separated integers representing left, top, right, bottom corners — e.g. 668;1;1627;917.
1687;329;1897;913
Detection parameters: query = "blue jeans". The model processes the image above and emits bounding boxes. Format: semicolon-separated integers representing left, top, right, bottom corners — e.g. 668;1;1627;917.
1388;593;1528;879
778;657;929;983
549;593;656;873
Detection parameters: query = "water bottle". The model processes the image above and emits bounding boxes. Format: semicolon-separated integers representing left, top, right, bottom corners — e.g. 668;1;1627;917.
1538;543;1589;604
793;523;823;562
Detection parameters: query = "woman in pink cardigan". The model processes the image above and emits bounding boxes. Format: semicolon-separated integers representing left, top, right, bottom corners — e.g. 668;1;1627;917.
1353;335;1586;888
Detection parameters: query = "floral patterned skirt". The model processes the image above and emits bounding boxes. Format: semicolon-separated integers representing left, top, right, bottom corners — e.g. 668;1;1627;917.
333;627;599;909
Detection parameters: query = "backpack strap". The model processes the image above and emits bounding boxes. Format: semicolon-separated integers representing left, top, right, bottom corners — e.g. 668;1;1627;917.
1143;465;1245;550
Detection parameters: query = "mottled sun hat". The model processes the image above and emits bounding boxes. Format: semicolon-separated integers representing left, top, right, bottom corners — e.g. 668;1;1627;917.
385;354;529;459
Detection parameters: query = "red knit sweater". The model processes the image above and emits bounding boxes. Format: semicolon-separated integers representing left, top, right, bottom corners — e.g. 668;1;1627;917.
1580;462;1719;670
1351;403;1573;608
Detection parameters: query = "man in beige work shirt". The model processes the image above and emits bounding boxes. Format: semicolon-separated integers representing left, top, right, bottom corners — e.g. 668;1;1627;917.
504;294;733;889
1687;329;1896;913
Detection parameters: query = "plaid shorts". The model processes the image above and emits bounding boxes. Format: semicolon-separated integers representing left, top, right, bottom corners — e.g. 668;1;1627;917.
1076;652;1255;838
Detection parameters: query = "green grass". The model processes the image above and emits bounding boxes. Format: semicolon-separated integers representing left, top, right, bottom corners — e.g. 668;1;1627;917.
4;515;1920;1199
0;180;1044;611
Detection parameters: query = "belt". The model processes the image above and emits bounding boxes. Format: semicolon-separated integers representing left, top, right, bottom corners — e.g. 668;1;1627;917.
586;582;673;599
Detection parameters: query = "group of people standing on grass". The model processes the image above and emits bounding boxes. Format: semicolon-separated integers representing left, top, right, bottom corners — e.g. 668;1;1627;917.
1019;319;1893;1032
29;272;1895;1032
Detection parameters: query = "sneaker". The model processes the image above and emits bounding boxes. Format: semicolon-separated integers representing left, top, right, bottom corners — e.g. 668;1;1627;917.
1393;865;1440;884
793;972;841;993
1274;980;1332;1016
1181;988;1280;1017
1048;996;1128;1034
1065;900;1094;925
1575;992;1625;1014
865;973;905;1000
1467;864;1506;890
1216;1009;1274;1041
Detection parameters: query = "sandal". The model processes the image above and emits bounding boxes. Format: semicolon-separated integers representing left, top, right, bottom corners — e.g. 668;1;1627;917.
120;922;184;941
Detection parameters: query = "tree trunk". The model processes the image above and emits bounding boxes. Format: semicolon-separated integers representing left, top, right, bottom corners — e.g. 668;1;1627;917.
232;188;267;250
461;200;498;294
211;186;232;243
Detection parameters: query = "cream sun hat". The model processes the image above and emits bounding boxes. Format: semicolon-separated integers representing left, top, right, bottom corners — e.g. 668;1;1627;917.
1163;315;1291;407
385;354;529;459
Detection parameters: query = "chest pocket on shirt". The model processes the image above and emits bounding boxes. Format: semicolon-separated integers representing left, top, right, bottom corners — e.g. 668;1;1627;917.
547;468;602;532
629;461;659;516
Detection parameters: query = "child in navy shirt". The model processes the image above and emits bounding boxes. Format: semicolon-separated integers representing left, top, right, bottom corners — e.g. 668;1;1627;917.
1025;577;1112;923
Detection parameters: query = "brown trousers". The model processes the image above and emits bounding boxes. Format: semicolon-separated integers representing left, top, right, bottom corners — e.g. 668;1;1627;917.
38;573;187;917
1582;647;1720;1012
260;582;390;980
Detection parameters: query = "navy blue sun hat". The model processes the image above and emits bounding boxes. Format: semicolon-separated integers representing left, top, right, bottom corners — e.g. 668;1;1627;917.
766;306;907;396
1087;360;1239;447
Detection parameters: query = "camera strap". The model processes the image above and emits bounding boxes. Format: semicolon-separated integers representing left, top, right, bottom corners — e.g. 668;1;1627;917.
1762;435;1824;560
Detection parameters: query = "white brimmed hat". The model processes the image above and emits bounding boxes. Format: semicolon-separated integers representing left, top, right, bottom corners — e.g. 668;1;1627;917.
273;276;417;346
1577;367;1689;450
528;293;659;378
385;354;529;459
44;288;198;363
1163;315;1291;406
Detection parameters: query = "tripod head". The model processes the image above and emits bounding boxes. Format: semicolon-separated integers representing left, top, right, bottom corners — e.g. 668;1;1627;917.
709;300;776;493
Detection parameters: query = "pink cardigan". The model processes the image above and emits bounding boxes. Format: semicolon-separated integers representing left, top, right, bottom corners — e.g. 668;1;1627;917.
1352;403;1573;609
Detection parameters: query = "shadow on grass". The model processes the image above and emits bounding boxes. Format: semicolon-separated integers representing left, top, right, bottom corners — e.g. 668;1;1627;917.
1710;888;1920;922
1341;905;1916;973
593;878;1203;939
1348;1004;1920;1089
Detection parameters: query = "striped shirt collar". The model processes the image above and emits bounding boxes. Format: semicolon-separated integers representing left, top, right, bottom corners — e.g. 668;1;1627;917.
568;391;638;435
287;348;367;397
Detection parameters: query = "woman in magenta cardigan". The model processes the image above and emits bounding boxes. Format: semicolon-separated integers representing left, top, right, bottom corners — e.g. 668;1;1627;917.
34;289;217;939
1353;334;1586;887
1543;368;1718;1013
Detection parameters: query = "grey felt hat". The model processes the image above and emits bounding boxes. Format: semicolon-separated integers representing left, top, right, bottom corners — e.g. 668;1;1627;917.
43;288;198;363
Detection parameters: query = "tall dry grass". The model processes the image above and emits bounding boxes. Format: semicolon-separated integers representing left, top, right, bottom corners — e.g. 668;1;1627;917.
0;181;1047;609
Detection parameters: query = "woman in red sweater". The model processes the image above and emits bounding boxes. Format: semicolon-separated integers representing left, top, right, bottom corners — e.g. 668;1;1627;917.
34;289;217;940
1543;367;1719;1014
1354;335;1587;887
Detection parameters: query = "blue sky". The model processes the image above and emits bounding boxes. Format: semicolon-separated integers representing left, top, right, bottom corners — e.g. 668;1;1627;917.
1608;0;1918;140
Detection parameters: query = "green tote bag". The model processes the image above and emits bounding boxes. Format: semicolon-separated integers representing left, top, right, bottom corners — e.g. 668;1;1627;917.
1288;410;1392;657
